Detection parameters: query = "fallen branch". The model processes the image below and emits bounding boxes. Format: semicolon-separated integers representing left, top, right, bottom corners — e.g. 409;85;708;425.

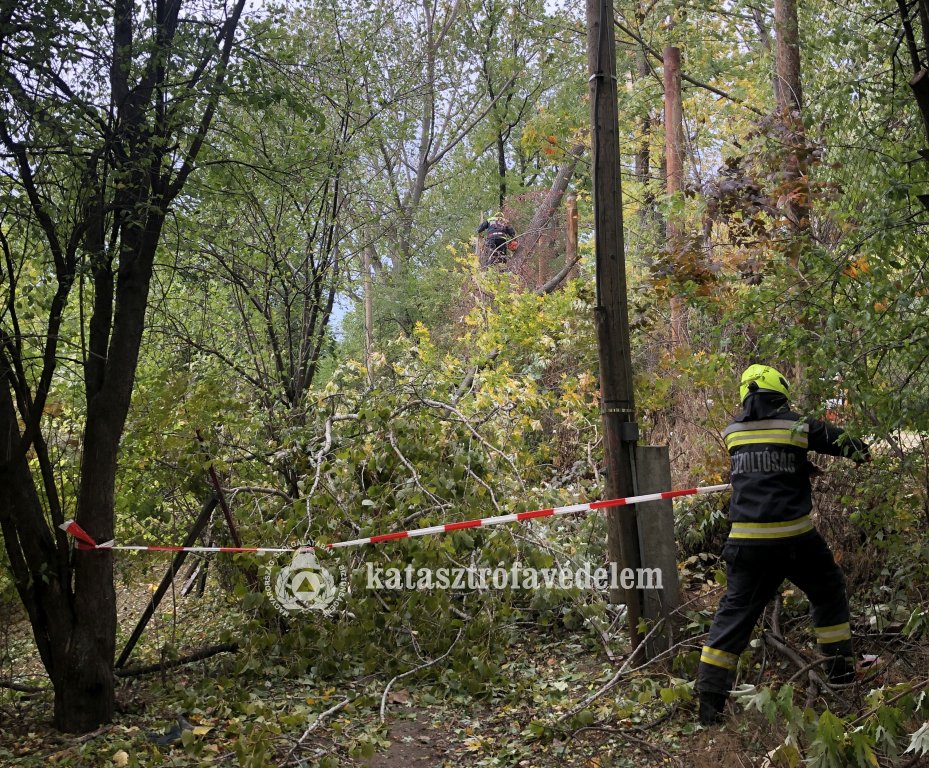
389;428;450;512
380;627;464;722
285;696;351;762
568;725;684;768
224;485;294;503
115;643;239;678
849;678;929;727
181;560;204;597
0;679;44;693
763;633;834;697
451;349;500;405
422;397;527;494
555;589;723;725
511;143;586;263
786;654;831;684
116;494;219;668
538;254;582;295
765;594;835;700
556;618;667;723
307;413;360;500
48;725;113;746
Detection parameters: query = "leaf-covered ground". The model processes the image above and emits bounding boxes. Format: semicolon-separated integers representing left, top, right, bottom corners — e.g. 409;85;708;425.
5;545;929;768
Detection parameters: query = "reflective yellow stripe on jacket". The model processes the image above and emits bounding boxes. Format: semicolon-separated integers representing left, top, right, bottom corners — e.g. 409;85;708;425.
729;515;814;540
723;419;809;451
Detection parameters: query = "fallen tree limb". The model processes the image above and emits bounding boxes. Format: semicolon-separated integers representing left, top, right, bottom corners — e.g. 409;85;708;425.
766;594;836;701
538;254;582;295
849;677;929;727
763;633;834;696
224;485;295;503
380;627;464;722
47;725;114;746
284;695;351;763
115;642;239;678
116;494;219;668
512;143;586;263
555;618;667;723
568;724;684;768
786;654;831;684
0;679;44;693
555;589;724;725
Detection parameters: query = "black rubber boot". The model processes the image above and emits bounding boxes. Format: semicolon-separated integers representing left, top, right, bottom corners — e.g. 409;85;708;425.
825;655;856;686
698;691;728;725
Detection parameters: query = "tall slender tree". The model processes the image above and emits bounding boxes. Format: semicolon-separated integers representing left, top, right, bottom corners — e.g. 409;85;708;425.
0;0;250;732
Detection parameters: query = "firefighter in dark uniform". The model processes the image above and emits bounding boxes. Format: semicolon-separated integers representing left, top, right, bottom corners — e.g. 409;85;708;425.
477;212;515;266
697;365;870;725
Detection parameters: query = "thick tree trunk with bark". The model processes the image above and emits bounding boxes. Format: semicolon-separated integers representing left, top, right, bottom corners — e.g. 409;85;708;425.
774;0;809;267
775;0;802;113
664;46;686;349
60;223;161;730
0;0;247;732
512;143;586;262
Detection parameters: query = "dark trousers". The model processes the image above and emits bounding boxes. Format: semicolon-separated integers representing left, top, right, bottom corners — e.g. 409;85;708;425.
485;238;508;265
697;531;853;695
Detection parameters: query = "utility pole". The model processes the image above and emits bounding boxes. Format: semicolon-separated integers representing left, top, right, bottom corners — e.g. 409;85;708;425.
586;0;644;654
663;46;685;350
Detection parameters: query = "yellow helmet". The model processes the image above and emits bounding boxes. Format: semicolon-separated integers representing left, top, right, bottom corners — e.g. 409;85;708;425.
740;364;789;402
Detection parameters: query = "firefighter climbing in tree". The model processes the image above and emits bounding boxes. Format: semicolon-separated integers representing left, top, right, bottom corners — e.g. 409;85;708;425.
477;212;516;267
697;365;871;725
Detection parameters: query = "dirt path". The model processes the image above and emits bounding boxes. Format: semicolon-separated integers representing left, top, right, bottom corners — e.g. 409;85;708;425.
369;709;454;767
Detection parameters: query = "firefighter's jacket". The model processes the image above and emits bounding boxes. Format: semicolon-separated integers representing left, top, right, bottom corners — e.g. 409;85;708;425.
477;219;515;244
724;392;869;544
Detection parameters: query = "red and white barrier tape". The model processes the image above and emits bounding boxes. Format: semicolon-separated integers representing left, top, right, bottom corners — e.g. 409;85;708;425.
59;484;732;554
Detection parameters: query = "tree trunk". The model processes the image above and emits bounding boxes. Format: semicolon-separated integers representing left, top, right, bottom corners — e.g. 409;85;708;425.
57;221;163;731
919;0;929;65
0;359;119;732
897;0;929;144
0;0;248;732
775;0;802;113
664;46;686;350
512;143;586;262
496;133;507;209
910;69;929;145
774;0;809;267
0;377;73;691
